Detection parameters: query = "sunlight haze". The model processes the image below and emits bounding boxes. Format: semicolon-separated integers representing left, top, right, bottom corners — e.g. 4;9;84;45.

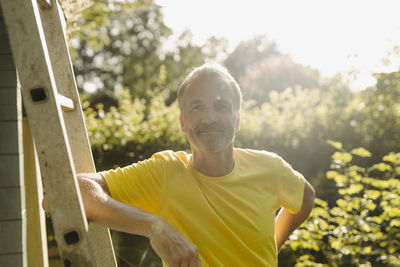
158;0;400;90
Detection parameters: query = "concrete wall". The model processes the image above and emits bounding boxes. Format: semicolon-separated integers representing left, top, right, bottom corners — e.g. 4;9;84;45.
0;5;27;267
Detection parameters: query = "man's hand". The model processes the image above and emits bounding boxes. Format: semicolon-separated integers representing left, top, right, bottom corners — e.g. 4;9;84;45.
148;220;202;267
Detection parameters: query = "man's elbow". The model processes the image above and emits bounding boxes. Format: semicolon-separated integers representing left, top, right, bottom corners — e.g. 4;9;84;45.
41;174;88;213
77;173;112;221
40;175;89;215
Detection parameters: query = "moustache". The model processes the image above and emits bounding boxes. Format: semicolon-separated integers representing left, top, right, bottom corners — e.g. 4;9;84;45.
195;123;224;133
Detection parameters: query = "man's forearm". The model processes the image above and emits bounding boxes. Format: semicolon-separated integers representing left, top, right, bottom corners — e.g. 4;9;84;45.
77;174;201;266
77;174;157;237
275;181;315;251
43;173;201;265
42;174;158;237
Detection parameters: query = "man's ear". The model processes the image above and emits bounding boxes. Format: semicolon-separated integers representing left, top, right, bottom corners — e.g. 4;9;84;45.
235;112;240;133
179;113;186;132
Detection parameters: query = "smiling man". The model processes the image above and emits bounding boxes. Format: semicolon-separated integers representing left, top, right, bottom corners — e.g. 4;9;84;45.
178;70;240;177
45;63;315;267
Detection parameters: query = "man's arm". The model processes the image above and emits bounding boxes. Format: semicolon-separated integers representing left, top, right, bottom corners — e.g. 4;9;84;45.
42;173;201;267
274;180;315;251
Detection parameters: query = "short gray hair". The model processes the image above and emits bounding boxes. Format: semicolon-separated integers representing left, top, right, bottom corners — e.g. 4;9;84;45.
177;63;242;111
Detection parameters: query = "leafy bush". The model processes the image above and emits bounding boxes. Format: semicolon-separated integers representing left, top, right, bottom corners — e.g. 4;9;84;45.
284;142;400;266
83;89;187;171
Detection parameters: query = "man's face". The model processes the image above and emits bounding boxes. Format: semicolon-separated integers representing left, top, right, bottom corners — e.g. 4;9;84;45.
179;76;240;153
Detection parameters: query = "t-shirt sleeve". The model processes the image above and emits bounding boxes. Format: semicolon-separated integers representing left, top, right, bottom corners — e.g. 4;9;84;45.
99;153;167;215
276;155;305;214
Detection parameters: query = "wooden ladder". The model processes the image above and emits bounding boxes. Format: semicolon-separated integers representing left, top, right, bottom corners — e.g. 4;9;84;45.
0;0;117;266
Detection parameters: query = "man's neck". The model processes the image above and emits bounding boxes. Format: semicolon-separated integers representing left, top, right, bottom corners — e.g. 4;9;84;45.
191;145;235;177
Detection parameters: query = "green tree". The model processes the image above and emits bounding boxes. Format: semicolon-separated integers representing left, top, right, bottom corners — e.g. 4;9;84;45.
224;35;281;78
160;30;206;105
348;71;400;160
71;0;172;101
224;35;320;105
70;1;209;111
202;36;229;63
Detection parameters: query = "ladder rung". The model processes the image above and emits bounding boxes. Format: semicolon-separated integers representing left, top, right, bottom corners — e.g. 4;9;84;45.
57;93;75;111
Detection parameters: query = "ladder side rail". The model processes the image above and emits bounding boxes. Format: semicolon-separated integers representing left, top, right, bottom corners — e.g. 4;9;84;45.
38;1;117;266
0;0;96;266
37;0;97;177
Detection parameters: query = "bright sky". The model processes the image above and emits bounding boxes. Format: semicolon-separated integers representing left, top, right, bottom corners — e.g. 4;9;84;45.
158;0;400;90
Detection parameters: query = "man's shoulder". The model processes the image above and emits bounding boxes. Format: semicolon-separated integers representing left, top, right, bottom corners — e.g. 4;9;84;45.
234;148;289;171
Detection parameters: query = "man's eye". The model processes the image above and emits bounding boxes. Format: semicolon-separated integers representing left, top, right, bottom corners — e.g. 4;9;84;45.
217;103;231;111
191;105;202;111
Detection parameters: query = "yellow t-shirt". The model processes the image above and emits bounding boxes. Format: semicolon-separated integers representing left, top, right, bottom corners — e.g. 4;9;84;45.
101;148;305;267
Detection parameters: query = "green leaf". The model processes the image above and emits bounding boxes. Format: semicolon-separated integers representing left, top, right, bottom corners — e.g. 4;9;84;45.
383;152;400;164
369;216;383;224
364;190;381;200
384;207;400;217
349;165;365;172
361;222;371;232
312;207;330;219
389;245;397;254
336;198;347;208
331;240;342;249
366;202;377;211
327;140;343;150
373;163;393;172
371;179;391;189
390;219;400;227
326;170;338;179
334;174;347;185
314;198;328;208
330;206;345;217
363;246;372;254
347;183;364;195
332;152;353;164
351;147;371;157
311;243;320;251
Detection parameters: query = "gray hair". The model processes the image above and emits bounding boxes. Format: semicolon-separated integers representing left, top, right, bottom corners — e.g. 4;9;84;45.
177;63;242;111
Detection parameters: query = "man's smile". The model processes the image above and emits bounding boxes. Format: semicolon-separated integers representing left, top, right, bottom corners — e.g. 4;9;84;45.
195;123;224;135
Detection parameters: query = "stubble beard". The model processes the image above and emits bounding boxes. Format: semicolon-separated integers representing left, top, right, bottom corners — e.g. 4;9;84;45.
191;128;235;153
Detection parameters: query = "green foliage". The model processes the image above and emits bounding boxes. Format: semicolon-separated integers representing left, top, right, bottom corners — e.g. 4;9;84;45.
70;0;174;99
224;35;321;105
285;143;400;266
238;87;335;149
347;71;400;159
160;30;206;104
69;0;162;53
69;0;206;107
83;89;187;170
236;70;400;204
236;85;353;202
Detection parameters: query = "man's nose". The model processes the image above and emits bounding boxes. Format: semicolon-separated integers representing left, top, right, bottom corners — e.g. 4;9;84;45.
202;107;218;123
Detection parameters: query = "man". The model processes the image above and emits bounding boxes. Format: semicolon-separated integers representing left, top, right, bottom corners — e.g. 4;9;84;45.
44;63;315;267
